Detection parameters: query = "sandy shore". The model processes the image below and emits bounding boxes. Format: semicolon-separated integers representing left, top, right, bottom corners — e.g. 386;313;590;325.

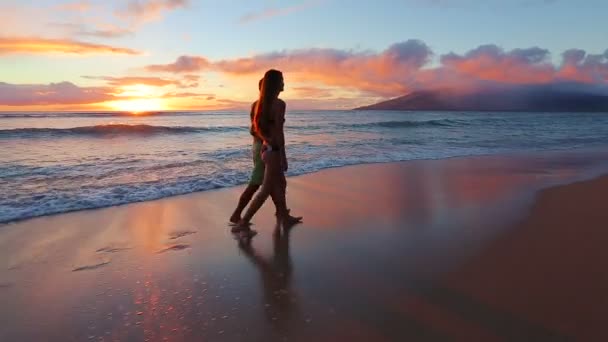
1;152;607;341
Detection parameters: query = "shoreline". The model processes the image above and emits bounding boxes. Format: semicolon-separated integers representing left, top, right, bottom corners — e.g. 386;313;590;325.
3;147;608;226
1;152;607;340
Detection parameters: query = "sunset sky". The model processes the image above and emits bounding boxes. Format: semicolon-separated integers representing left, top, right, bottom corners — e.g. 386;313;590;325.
1;0;607;112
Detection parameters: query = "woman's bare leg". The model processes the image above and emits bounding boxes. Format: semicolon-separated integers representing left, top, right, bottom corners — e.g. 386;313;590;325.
239;153;281;225
273;171;302;227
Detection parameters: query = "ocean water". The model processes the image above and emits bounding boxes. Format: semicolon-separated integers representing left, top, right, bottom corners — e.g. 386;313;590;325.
1;110;608;224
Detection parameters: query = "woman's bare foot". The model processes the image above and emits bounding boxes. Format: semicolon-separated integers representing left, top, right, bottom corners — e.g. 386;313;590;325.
229;213;240;224
230;219;251;233
281;214;302;228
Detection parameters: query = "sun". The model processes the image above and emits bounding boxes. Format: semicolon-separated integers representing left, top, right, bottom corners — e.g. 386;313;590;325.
108;98;166;113
107;84;168;113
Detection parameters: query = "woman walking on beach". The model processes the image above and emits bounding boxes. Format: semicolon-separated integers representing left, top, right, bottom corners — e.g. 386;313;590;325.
236;69;301;236
230;79;290;224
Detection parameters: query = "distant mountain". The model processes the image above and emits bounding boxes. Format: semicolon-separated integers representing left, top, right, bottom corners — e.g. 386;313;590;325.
355;86;608;112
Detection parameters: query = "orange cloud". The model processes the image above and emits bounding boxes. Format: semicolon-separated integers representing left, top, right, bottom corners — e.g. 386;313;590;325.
0;81;115;106
83;76;183;87
177;74;201;88
145;56;210;73
286;97;378;110
161;92;214;98
116;0;189;23
292;86;334;98
0;37;140;55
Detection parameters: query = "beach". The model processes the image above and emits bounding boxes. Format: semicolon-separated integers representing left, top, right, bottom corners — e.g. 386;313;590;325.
1;153;606;341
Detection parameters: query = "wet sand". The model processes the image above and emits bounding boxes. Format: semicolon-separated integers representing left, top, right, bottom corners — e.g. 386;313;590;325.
1;151;607;341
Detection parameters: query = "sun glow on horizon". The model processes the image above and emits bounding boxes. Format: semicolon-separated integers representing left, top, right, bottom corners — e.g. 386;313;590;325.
106;98;167;113
106;84;168;113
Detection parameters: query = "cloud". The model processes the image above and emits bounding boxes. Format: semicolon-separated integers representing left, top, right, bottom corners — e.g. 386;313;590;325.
48;22;133;38
177;74;201;88
161;91;214;98
211;39;433;96
0;82;114;106
164;40;604;97
239;0;323;23
439;45;554;84
286;97;377;110
80;27;134;38
55;1;92;12
145;56;211;73
116;0;190;23
557;49;608;83
48;1;189;39
82;76;180;87
83;74;201;89
213;98;252;109
0;37;140;55
292;87;334;98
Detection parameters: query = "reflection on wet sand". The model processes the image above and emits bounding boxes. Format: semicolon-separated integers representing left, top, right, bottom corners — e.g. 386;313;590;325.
237;223;300;338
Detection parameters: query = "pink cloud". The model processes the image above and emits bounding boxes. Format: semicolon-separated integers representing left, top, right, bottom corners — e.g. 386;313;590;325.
145;56;210;73
0;82;115;106
49;22;133;38
208;42;607;97
439;45;555;84
286;97;378;110
292;87;334;98
137;41;608;108
212;40;432;96
0;37;140;55
116;0;189;23
557;49;608;83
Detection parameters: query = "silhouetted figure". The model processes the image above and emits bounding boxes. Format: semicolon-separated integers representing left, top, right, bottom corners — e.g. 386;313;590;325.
230;79;289;225
235;69;302;236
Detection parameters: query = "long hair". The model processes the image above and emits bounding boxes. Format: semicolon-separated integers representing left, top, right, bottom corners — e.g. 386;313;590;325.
253;69;283;142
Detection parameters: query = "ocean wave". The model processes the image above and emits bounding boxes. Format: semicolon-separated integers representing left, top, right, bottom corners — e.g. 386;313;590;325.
345;119;460;129
0;124;245;138
3;146;608;224
0;111;228;119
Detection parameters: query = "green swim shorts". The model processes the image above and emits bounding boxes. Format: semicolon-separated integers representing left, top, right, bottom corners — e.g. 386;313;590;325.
249;139;265;185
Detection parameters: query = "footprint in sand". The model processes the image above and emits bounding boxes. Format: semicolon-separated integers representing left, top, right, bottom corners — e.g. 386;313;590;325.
96;246;132;253
7;264;21;271
72;261;111;272
157;244;191;254
168;230;197;240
